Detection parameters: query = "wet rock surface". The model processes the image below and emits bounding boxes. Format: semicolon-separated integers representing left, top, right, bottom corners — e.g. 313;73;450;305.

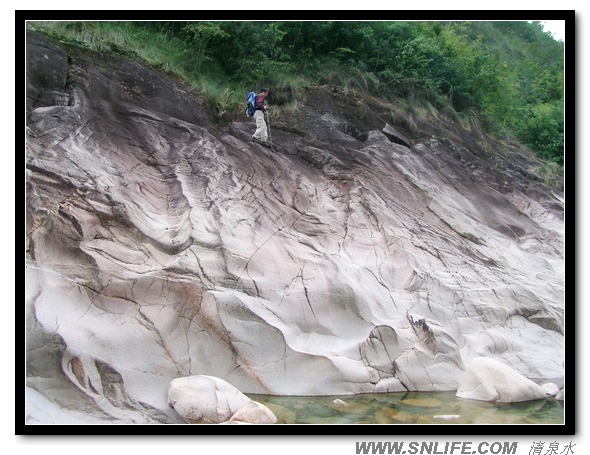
25;31;564;423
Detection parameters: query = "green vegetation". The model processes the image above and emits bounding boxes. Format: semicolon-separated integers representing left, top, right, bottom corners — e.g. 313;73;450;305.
27;20;564;167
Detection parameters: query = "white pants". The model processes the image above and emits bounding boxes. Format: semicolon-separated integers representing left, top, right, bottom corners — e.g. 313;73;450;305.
253;110;268;141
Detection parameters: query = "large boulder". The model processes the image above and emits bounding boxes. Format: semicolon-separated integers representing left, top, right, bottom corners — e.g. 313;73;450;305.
229;401;277;424
167;375;276;424
456;357;547;403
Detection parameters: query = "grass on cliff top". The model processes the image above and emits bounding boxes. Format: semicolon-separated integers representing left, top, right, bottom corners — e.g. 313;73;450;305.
26;22;455;118
26;21;564;189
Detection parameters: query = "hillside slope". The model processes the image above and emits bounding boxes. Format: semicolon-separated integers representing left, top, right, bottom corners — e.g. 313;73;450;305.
25;30;564;424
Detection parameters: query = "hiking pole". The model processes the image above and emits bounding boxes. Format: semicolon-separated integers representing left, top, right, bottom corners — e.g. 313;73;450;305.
264;110;273;151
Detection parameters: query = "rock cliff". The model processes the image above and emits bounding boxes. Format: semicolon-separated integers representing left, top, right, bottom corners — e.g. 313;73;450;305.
25;30;565;424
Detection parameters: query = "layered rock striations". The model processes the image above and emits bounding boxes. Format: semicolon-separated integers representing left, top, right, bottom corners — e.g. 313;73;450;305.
25;31;565;423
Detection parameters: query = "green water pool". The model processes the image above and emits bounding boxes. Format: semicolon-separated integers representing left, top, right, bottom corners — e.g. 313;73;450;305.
247;391;564;425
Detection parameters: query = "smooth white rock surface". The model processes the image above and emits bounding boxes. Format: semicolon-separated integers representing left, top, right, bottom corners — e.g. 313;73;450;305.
229;401;277;424
456;357;548;403
168;375;276;424
541;382;560;397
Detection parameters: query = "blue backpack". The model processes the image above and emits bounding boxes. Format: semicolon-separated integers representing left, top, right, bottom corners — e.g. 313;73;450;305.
246;91;256;117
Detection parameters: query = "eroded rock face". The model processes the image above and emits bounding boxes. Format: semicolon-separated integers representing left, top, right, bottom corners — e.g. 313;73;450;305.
25;31;565;423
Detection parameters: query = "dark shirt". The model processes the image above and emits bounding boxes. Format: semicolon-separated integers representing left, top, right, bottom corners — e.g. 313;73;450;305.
255;94;267;111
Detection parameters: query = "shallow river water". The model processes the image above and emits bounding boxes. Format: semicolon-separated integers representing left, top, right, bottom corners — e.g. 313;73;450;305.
247;391;564;425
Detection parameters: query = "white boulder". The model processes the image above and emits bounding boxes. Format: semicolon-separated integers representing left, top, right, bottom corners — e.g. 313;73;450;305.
456;357;547;403
168;375;276;424
541;382;560;397
229;401;277;424
332;398;347;408
555;388;565;401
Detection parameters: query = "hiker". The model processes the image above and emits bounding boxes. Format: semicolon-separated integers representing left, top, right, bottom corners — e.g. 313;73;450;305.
251;88;271;146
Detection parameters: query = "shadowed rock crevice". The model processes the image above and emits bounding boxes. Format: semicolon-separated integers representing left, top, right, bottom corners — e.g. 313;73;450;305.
25;30;564;423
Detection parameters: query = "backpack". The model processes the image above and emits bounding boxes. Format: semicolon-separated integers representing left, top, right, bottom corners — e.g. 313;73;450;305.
246;91;256;117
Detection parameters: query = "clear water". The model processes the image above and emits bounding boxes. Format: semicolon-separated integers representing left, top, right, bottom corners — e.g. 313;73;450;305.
247;391;564;425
